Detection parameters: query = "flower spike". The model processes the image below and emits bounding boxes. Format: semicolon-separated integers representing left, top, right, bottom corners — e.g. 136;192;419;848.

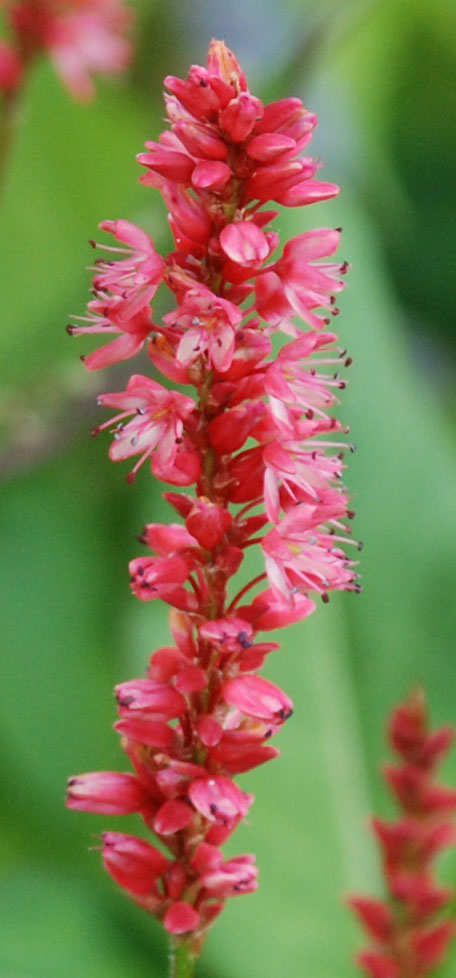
348;690;456;978
67;39;358;971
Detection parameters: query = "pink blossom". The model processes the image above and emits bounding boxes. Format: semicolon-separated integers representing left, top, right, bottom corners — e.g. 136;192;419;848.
222;675;293;724
67;296;154;371
164;287;242;373
101;832;168;899
92;220;165;319
200;854;258;897
188;775;253;828
115;678;187;720
262;511;357;603
66;771;148;814
94;375;197;483
256;228;347;329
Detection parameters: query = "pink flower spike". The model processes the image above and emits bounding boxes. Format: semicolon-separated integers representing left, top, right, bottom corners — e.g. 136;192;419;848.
67;771;148;814
67;37;358;961
222;675;293;724
163;902;200;935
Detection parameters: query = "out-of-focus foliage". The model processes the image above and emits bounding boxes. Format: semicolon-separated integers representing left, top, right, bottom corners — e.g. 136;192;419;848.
1;1;455;976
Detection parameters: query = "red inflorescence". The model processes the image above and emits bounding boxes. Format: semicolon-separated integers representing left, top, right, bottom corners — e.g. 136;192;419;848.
67;39;359;947
348;690;456;978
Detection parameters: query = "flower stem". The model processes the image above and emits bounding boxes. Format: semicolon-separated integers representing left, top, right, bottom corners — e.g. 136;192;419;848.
0;89;21;196
169;937;198;978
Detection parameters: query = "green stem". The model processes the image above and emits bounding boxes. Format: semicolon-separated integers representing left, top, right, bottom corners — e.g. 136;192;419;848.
0;87;21;196
169;937;198;978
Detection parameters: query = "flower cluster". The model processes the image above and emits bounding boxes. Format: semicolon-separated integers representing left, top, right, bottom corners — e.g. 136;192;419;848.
0;0;133;100
349;690;456;978
67;40;359;956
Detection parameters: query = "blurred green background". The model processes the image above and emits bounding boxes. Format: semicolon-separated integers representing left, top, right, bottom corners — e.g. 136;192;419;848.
1;0;456;975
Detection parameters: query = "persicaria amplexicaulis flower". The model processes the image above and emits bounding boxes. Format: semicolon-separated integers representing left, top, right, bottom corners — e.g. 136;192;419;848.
348;690;456;978
66;39;360;970
0;0;133;100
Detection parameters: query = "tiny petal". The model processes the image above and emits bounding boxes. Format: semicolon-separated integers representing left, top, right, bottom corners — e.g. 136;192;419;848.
153;800;194;835
220;222;269;265
163;901;200;935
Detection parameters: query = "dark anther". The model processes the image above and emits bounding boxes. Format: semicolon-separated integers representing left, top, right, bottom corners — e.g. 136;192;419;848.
278;707;293;721
265;729;273;739
66;324;75;335
237;631;253;649
321;593;330;603
117;694;135;706
209;803;218;815
345;356;353;367
89;239;96;248
357;541;364;552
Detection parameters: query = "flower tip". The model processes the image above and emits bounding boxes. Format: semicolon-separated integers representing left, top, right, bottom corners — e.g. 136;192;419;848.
207;38;246;89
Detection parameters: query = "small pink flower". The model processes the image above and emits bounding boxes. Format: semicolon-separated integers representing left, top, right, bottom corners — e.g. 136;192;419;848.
115;678;187;720
66;771;148;814
164;287;242;373
68;296;154;371
200;854;258;897
101;831;168;897
92;219;165;319
222;675;293;724
262;507;358;603
188;775;253;828
94;374;198;483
